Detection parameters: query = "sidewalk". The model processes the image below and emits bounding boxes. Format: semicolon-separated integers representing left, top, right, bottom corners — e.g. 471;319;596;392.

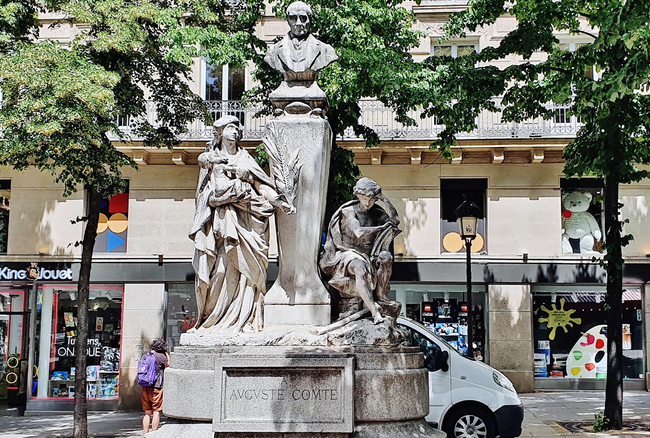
520;391;650;437
0;411;144;438
1;391;649;437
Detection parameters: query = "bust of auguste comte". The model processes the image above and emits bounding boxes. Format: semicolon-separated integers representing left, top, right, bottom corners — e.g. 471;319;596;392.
265;1;337;110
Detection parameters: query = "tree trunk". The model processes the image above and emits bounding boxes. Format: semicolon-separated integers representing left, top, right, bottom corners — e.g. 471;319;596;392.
73;186;102;438
603;171;623;430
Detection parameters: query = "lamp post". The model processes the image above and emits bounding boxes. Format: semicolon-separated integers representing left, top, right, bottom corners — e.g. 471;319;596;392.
455;195;481;359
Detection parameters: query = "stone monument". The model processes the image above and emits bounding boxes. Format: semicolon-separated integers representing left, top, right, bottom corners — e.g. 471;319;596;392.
262;0;337;327
152;3;445;437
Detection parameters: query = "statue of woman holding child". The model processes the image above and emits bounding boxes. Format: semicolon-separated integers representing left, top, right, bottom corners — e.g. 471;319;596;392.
189;115;294;333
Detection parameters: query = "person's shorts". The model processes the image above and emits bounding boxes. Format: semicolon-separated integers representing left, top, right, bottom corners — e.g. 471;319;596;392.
141;386;163;412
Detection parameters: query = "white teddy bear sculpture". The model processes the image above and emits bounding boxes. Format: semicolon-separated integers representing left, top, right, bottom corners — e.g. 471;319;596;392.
561;191;602;254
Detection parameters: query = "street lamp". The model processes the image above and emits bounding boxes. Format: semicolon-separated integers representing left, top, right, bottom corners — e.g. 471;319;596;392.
455;195;481;359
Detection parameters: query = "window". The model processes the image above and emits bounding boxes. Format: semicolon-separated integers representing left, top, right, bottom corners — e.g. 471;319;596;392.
33;285;123;399
560;178;603;254
94;182;129;253
533;287;643;380
205;63;246;126
441;179;487;253
558;42;601;81
431;43;477;58
205;64;245;101
0;180;10;254
165;284;197;352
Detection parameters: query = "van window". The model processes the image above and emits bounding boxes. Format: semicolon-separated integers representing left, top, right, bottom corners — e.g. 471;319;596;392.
401;330;441;373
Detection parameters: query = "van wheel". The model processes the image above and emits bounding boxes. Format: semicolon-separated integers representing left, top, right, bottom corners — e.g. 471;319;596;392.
444;407;496;438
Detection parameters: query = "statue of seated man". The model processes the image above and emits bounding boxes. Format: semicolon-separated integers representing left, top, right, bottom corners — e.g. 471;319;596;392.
320;178;402;324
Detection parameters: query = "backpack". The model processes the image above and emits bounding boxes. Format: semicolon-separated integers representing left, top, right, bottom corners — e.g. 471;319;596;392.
137;352;158;387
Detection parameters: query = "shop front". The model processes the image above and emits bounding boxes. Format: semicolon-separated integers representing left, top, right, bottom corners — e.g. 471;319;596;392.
0;288;29;410
532;285;645;390
29;284;124;410
390;284;487;362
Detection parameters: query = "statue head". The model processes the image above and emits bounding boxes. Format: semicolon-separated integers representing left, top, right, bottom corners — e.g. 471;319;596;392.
353;177;382;211
286;1;312;39
212;115;243;148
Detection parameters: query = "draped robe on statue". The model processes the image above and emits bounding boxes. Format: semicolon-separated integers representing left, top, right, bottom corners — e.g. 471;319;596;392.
189;148;275;333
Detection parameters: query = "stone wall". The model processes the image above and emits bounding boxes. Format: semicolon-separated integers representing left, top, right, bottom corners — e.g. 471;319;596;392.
118;283;166;410
487;284;534;393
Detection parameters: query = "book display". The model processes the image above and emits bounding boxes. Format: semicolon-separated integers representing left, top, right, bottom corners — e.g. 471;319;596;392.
32;286;123;400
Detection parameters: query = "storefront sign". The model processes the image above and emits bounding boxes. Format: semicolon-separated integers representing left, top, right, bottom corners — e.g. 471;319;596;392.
0;263;73;281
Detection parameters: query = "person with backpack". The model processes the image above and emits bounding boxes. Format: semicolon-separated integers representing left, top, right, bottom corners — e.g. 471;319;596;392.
139;338;169;435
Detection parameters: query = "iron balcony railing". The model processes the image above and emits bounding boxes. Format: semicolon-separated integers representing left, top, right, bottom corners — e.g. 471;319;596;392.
112;99;583;142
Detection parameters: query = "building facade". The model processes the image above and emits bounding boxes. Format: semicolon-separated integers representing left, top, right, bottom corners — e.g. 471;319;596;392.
1;0;649;413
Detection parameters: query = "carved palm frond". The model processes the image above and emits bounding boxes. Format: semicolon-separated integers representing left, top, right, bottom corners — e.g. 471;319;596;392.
262;125;302;207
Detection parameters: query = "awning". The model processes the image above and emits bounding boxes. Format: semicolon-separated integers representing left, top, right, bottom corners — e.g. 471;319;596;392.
556;289;641;303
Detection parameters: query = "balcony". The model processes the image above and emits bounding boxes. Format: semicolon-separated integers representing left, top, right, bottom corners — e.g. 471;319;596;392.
112;99;582;143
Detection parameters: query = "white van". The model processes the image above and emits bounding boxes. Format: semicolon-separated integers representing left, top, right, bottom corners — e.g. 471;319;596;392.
397;316;524;438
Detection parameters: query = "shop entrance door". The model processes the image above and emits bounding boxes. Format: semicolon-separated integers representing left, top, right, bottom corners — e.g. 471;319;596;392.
0;291;28;412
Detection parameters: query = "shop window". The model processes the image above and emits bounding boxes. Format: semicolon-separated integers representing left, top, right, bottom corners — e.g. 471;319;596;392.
533;288;643;380
0;180;10;254
0;290;26;403
94;182;129;253
441;179;487;254
165;284;197;352
561;178;603;254
390;286;486;362
32;285;123;400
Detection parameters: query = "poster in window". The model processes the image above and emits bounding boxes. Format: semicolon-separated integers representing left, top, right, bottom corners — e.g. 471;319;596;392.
64;312;75;327
565;325;607;378
95;317;103;331
622;324;632;350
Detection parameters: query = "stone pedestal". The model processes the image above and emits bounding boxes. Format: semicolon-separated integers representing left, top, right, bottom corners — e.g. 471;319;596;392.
153;345;445;438
263;115;332;327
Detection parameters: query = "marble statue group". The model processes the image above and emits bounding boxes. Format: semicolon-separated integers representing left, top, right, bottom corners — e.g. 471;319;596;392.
161;4;445;437
189;1;401;334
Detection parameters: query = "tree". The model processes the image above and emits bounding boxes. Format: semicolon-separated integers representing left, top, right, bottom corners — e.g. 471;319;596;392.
174;0;427;219
417;0;650;429
0;1;204;436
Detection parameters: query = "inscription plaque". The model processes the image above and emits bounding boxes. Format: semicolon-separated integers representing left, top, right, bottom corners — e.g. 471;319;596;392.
213;357;354;433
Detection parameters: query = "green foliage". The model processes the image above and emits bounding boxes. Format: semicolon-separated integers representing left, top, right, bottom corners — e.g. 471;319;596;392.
0;0;207;199
254;143;270;168
0;40;127;197
594;412;611;432
0;0;41;53
431;0;650;182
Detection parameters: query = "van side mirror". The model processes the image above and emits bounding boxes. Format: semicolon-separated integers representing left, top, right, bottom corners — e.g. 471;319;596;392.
433;350;449;372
